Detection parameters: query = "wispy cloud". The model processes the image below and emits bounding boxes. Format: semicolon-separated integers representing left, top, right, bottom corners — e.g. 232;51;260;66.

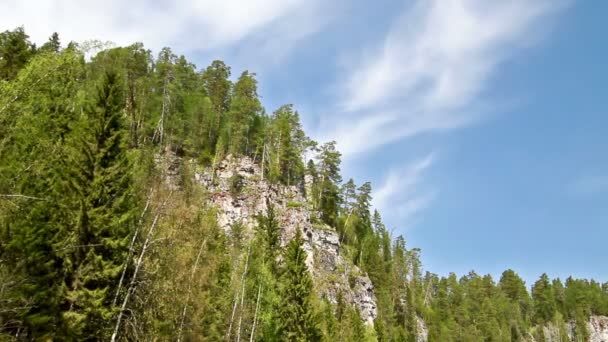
0;0;329;64
318;0;568;158
372;153;437;229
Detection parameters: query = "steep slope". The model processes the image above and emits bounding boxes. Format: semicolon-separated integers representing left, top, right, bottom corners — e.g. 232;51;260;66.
195;155;379;325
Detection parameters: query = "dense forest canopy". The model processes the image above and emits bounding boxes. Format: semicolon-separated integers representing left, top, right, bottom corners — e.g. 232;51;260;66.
0;27;607;341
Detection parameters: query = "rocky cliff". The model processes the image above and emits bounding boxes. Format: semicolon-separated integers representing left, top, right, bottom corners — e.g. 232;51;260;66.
194;156;379;325
159;154;608;342
587;316;608;342
529;316;608;342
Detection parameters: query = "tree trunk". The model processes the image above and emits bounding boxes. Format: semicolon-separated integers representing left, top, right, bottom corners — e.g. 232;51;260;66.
249;284;262;342
177;237;207;342
110;191;172;342
112;191;153;307
236;244;252;342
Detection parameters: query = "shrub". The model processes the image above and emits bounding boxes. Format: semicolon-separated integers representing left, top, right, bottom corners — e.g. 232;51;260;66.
287;201;303;208
229;174;245;196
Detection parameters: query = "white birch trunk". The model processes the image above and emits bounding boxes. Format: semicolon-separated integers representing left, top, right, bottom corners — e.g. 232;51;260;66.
249;284;262;342
177;237;207;342
110;191;172;342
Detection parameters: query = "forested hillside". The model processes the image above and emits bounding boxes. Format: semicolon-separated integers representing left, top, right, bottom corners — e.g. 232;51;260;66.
1;27;607;341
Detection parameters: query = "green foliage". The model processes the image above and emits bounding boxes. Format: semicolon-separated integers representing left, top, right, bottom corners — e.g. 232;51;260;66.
202;60;231;114
256;200;282;275
532;273;557;323
39;32;61;53
286;201;304;208
316;141;342;227
0;46;86;338
264;104;308;186
229;173;245;197
228;71;264;156
0;26;35;80
276;229;321;341
1;27;606;340
62;70;137;338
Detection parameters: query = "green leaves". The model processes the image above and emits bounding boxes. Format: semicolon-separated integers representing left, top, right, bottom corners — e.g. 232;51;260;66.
2;27;608;341
0;26;35;81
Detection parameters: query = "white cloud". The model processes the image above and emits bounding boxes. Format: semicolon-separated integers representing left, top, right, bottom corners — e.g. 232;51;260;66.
372;153;436;229
0;0;328;62
318;0;568;158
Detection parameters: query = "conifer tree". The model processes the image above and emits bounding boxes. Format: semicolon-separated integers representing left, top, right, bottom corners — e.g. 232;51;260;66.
531;273;556;324
0;47;84;338
267;105;307;185
317;141;342;227
202;60;232;114
228;71;263;156
276;229;321;341
40;32;61;53
256;200;281;271
342;179;357;212
63;70;137;338
0;26;35;80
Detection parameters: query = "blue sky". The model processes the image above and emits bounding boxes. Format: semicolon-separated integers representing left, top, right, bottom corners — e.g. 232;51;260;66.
2;0;606;284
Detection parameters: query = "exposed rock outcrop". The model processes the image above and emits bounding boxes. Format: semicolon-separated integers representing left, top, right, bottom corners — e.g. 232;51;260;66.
416;317;428;342
529;316;608;342
588;316;608;342
195;155;378;325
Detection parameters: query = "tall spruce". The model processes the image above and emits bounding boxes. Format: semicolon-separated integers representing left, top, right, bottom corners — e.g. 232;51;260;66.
63;70;137;338
256;200;281;272
277;229;321;341
0;48;84;338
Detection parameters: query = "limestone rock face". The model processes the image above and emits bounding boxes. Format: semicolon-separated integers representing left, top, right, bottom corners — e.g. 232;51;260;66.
195;155;378;325
528;316;608;342
416;317;428;342
540;323;567;342
588;316;608;342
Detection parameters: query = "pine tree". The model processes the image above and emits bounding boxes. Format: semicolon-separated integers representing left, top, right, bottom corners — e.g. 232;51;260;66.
40;32;61;53
267;105;307;185
498;269;531;323
354;183;372;241
202;60;232;114
228;71;263;156
276;229;321;341
317;141;342;227
342;179;357;212
531;273;556;324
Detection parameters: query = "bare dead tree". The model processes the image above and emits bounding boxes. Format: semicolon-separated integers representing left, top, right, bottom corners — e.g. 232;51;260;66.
249;284;262;342
226;294;240;341
260;146;265;180
236;244;252;342
111;191;173;342
227;243;251;341
0;194;46;201
112;190;154;307
152;73;172;146
177;237;207;342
